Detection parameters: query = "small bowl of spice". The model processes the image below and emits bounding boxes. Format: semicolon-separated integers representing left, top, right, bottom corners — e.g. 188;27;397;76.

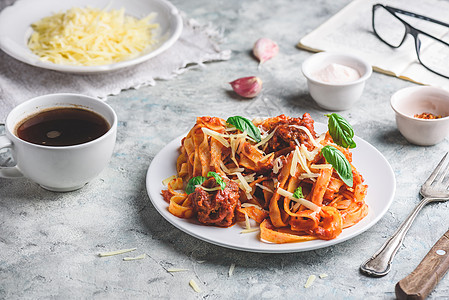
390;86;449;146
301;52;372;110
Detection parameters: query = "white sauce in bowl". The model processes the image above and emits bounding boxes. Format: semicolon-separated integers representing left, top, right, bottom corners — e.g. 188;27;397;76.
312;63;360;84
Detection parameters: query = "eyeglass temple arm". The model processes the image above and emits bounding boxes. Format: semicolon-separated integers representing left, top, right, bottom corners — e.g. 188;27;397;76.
386;6;449;28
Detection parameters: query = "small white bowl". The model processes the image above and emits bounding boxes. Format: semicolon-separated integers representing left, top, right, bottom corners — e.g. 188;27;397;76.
301;52;372;111
391;86;449;146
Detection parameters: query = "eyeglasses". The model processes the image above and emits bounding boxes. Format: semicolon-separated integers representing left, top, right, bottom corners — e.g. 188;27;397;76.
372;4;449;79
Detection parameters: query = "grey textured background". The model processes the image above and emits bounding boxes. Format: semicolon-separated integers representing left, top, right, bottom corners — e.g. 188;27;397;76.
1;0;449;299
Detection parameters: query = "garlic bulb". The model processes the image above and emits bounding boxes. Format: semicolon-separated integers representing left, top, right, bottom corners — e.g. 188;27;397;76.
229;76;263;98
253;38;279;65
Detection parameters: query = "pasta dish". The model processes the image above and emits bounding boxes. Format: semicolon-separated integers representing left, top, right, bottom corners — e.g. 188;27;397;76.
162;113;368;243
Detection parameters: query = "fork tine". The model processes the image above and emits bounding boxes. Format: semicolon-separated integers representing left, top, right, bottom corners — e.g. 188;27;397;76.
440;160;449;183
424;152;449;186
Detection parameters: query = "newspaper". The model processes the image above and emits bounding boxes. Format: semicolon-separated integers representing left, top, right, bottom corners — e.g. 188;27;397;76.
297;0;449;88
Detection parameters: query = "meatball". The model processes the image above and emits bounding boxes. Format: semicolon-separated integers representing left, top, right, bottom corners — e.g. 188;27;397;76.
189;177;240;227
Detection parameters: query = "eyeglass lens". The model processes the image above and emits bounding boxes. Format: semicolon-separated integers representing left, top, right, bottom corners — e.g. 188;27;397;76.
373;6;407;47
416;33;449;78
373;5;449;78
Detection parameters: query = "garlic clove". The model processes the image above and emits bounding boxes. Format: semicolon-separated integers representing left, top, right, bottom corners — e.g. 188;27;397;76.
229;76;263;98
253;38;279;65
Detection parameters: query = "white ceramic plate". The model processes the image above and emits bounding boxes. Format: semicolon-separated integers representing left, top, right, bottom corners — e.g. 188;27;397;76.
0;0;182;73
146;123;396;253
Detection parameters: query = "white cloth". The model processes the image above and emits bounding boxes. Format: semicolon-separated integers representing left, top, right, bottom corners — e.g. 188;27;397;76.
0;5;231;122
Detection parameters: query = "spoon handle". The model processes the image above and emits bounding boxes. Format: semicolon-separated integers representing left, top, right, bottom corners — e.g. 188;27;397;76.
395;229;449;300
360;197;431;277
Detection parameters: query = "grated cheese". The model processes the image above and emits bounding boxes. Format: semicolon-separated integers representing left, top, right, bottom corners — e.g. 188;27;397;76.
298;173;320;180
255;128;277;148
255;183;273;193
98;248;137;257
189;279;202;293
304;275;316;288
276;187;321;213
235;172;252;193
240;228;259;234
196;185;222;192
230;136;241;167
311;164;332;169
241;203;263;209
244;212;251;230
300;144;319;162
28;6;159;66
167;268;189;272
228;263;236;277
290;147;299;177
162;175;176;186
273;156;283;174
243;173;256;183
123;254;146;261
297;147;312;174
201;128;230;148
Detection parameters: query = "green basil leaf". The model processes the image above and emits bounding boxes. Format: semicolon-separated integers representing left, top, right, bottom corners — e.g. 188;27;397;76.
292;186;304;199
226;116;261;142
185;176;206;194
326;113;356;149
207;171;226;190
321;145;353;187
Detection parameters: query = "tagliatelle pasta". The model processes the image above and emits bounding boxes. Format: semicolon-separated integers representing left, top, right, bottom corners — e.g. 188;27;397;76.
162;114;368;243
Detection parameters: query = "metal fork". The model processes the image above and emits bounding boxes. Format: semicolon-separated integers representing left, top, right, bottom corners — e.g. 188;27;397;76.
360;152;449;277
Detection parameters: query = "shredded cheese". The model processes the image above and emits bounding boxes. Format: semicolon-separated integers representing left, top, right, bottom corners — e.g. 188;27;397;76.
276;187;321;213
311;164;332;169
189;279;202;293
273;156;283;174
255;183;273;193
243;173;256;183
244;213;251;230
235;172;252;193
319;273;328;279
241;203;263;209
304;275;316;288
28;7;159;66
228;263;236;277
255;128;277;148
162;175;176;186
228;167;245;173
298;173;320;180
230;136;241;167
300;144;319;162
196;185;222;192
290;147;300;177
240;228;259;234
167;268;189;272
296;147;312;174
201;128;230;148
240;209;260;233
123;254;146;261
98;248;137;257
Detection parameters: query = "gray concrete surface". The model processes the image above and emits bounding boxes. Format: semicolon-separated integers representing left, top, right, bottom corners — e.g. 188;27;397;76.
1;0;449;299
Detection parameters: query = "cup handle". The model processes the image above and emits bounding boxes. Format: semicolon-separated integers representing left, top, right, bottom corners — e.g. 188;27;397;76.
0;135;23;178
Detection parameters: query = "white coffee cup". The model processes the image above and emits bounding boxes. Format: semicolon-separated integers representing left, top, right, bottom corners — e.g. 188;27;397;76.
0;93;117;192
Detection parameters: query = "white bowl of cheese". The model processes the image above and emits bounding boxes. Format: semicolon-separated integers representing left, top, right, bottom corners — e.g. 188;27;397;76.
0;0;183;73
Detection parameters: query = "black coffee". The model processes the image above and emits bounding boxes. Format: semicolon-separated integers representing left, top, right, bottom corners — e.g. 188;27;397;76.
16;107;110;146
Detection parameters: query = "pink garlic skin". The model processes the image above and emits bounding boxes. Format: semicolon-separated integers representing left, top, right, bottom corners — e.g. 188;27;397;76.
229;76;263;98
253;38;279;65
